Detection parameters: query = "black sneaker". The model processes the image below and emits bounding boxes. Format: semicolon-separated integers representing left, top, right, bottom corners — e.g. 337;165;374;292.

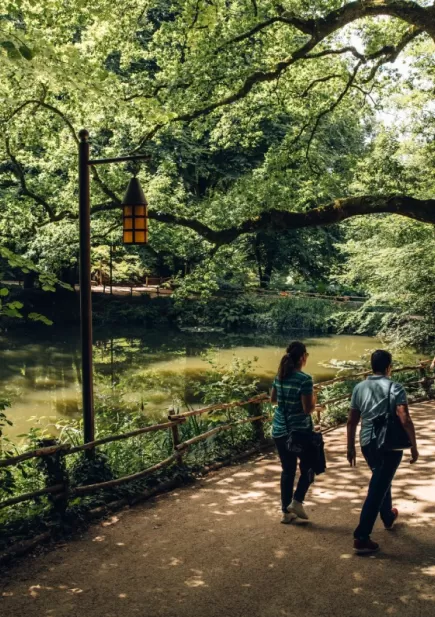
353;538;380;554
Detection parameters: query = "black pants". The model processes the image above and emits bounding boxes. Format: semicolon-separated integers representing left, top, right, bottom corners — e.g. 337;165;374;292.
275;436;314;512
354;444;403;540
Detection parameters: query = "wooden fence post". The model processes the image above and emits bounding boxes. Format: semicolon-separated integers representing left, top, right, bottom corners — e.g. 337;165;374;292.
169;418;183;464
247;402;265;443
36;439;69;519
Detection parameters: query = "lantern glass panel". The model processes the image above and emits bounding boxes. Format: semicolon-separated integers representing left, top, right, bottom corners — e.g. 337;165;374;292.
121;178;148;245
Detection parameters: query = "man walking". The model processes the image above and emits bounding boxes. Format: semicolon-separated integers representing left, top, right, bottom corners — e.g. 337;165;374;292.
347;350;419;554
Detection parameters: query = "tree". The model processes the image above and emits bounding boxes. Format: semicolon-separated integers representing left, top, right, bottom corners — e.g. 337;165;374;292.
336;100;435;346
1;0;434;266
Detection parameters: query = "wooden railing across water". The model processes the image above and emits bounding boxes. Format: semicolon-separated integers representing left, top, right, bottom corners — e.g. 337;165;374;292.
0;360;433;511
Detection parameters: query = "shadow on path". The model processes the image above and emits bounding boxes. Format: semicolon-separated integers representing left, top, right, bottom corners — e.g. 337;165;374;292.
1;402;435;617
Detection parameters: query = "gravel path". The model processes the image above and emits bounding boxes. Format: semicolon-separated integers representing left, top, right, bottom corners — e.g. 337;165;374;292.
1;401;435;617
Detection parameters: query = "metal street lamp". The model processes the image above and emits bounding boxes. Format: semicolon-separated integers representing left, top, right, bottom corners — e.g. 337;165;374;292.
78;129;149;446
122;177;149;245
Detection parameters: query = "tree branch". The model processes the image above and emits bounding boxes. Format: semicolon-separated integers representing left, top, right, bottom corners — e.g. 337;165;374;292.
5;138;56;221
305;61;362;163
314;0;431;38
133;1;431;149
177;27;422;125
5;96;122;216
167;37;318;124
300;74;343;98
362;26;423;83
7;99;78;144
304;46;365;61
32;194;435;249
219;1;431;48
148;195;435;245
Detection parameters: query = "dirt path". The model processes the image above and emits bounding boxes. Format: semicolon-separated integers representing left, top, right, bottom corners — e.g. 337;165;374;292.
1;401;435;617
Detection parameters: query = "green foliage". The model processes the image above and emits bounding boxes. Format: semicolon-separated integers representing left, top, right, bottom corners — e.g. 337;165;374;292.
0;351;269;548
0;290;24;319
0;0;378;295
91;245;150;285
175;293;342;333
87;291;353;334
336;214;435;348
93;294;174;326
1;0;431;331
0;400;17;498
318;380;357;427
331;306;394;337
0;246;71;324
254;296;337;333
196;355;260;405
69;452;114;488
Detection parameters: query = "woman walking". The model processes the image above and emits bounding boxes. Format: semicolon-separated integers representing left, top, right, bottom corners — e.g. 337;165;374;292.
271;341;317;523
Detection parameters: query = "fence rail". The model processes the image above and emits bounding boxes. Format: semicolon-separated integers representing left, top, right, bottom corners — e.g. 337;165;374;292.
0;360;432;513
2;279;368;304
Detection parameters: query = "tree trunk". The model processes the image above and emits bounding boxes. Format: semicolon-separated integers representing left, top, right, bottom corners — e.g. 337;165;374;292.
23;271;37;289
254;234;264;287
59;266;78;287
262;261;273;289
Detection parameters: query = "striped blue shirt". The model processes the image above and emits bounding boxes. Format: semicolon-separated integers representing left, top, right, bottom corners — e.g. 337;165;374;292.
272;371;314;438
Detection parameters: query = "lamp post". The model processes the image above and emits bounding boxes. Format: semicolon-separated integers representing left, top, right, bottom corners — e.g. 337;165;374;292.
78;129;149;445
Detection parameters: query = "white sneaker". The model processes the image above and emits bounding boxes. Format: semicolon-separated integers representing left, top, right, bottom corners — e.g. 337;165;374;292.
289;499;309;520
281;511;297;524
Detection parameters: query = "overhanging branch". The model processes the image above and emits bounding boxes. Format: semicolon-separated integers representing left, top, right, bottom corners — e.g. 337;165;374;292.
5;138;56;221
146;195;435;245
32;195;435;248
133;2;431;150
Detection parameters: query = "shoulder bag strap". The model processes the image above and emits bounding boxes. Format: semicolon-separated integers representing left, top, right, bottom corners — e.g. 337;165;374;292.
387;381;394;415
370;380;393;444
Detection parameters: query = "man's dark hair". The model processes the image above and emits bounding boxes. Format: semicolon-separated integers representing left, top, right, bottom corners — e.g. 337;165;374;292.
371;349;392;374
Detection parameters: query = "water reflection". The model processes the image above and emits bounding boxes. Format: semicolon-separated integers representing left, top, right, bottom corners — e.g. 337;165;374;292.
0;329;420;442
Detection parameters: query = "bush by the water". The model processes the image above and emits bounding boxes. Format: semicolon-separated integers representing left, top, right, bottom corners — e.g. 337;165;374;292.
175;294;342;333
0;356;265;549
4;287;354;335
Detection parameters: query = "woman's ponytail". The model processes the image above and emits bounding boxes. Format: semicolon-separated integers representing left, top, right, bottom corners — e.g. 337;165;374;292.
277;341;307;380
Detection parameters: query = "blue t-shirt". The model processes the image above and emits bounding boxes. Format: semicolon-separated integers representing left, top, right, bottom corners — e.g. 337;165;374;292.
272;371;314;438
350;375;408;447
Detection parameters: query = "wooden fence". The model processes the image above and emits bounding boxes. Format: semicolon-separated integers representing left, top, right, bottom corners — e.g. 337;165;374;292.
0;361;433;513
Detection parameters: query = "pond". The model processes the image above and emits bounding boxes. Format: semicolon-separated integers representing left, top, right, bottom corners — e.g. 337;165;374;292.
0;328;425;442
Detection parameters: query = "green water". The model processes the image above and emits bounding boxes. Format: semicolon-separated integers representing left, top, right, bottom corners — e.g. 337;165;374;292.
0;328;424;442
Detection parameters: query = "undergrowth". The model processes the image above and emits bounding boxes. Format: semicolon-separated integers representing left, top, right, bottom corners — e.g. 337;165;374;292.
0;357;266;550
1;354;427;552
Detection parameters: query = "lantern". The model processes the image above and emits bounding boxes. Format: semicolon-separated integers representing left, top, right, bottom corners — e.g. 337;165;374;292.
121;177;148;245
